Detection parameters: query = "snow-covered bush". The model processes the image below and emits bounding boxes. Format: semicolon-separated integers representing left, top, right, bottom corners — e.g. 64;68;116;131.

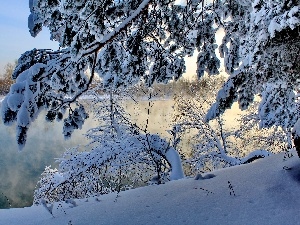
236;100;295;155
173;94;278;174
172;76;294;173
34;90;183;204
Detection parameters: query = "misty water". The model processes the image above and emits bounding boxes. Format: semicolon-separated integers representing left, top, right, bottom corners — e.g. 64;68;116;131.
0;98;176;208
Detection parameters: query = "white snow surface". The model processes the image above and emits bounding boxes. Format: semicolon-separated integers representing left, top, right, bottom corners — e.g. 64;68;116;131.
1;151;300;225
165;147;184;180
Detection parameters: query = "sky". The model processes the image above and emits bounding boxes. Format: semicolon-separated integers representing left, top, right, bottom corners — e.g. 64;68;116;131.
0;1;58;74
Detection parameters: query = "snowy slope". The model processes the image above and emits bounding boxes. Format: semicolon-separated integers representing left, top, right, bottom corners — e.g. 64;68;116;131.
1;151;300;225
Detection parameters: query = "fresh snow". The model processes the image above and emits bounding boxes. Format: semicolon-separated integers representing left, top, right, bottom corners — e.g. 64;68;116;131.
1;151;300;225
165;147;184;180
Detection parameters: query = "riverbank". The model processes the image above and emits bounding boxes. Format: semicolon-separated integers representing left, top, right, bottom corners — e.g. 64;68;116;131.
0;150;299;225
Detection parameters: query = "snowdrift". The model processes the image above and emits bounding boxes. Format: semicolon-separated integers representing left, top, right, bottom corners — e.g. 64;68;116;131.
1;151;300;225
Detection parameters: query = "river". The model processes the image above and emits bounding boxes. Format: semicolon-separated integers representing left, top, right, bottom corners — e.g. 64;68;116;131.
0;96;242;208
0;98;179;208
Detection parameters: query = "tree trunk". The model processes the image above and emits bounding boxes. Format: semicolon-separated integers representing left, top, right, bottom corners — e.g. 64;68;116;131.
293;135;300;158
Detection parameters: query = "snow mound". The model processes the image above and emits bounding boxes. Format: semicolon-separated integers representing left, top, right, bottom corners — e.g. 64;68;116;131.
0;151;299;225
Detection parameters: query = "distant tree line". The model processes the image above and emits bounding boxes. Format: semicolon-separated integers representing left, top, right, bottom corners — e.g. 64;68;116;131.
0;62;16;95
126;75;226;99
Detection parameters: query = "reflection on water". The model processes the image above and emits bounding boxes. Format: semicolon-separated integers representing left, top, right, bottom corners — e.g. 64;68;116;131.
0;99;176;208
0;97;244;208
124;99;175;137
0;110;92;208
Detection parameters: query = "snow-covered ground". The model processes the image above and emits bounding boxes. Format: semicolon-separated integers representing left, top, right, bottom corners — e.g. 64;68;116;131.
1;151;300;225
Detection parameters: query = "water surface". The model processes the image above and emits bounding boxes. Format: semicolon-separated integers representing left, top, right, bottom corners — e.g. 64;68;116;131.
0;98;175;208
